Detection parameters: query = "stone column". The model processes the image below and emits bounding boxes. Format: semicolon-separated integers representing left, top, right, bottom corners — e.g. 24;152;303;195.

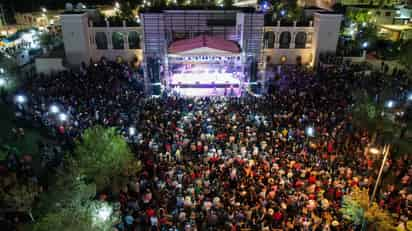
290;32;296;49
124;32;129;49
275;32;280;48
107;32;113;50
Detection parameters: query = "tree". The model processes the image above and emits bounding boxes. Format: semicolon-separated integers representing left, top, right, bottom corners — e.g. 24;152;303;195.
340;188;396;231
34;169;96;216
33;200;118;231
352;90;396;144
399;40;412;75
223;0;234;8
39;32;53;48
0;178;40;222
72;126;134;191
347;10;372;24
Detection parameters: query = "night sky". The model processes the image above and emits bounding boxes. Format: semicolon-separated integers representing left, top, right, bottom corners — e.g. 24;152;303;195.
2;0;114;12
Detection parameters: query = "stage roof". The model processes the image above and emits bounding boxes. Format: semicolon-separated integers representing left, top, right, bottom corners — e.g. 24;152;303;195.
168;35;241;55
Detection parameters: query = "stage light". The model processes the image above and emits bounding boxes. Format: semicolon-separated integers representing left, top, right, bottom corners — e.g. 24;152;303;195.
49;105;59;114
15;94;27;104
58;113;68;122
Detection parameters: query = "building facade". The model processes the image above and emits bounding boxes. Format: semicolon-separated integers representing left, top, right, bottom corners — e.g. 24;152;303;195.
61;8;342;95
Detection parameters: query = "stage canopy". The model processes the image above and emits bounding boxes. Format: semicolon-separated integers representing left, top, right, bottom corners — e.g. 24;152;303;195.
168;35;241;56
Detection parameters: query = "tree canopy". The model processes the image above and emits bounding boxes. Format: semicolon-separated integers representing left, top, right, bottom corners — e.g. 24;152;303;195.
340;188;396;231
72;126;134;191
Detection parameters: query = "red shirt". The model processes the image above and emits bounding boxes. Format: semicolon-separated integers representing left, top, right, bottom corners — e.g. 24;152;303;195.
308;175;316;184
146;208;155;217
273;211;283;221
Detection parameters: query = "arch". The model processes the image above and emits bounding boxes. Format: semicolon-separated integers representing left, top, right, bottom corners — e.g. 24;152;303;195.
295;32;307;49
128;31;141;49
112;32;125;50
95;32;108;50
279;31;291;49
263;31;275;49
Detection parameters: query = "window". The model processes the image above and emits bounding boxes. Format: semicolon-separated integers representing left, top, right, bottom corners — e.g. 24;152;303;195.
279;32;291;49
95;32;108;50
263;31;275;49
128;31;141;49
385;12;391;17
295;32;307;49
112;32;124;50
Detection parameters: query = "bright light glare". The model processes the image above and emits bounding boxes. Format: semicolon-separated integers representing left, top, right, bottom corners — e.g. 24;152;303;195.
49;105;59;114
0;68;4;74
21;33;33;42
407;93;412;101
0;78;6;87
115;2;120;8
280;10;286;16
306;126;315;137
369;147;380;155
386;100;395;108
96;205;111;221
362;41;368;48
129;127;136;136
15;95;27;104
42;7;47;13
58;113;68;121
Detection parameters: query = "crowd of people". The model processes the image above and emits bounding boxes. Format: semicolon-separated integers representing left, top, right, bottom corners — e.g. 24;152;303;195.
3;58;412;230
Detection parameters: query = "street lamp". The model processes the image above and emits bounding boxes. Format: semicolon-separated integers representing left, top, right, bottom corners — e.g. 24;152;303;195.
15;94;27;104
280;10;286;17
49;104;60;114
42;7;47;13
370;144;391;203
97;205;111;221
306;126;315;137
368;147;381;155
385;100;395;108
407;93;412;101
362;41;368;49
129;126;136;136
0;78;6;87
58;113;68;122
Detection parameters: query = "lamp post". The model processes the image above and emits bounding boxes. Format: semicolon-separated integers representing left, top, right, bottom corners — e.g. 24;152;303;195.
370;144;391;204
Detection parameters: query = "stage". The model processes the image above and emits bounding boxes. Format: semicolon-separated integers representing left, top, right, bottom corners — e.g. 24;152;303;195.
168;70;243;96
170;71;241;85
172;87;242;97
